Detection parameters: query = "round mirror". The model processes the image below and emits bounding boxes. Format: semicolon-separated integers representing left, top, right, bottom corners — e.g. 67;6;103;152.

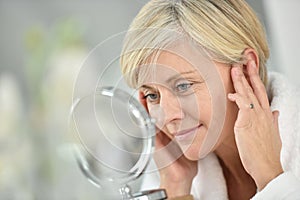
69;86;164;199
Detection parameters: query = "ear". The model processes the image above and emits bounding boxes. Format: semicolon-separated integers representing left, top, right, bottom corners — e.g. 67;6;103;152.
242;48;260;80
138;91;149;113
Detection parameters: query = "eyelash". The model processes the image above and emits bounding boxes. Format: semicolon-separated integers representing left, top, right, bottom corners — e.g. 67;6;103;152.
142;81;196;102
175;82;193;92
143;93;159;101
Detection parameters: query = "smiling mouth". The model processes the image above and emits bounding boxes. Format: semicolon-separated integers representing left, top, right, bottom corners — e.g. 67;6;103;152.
174;124;202;141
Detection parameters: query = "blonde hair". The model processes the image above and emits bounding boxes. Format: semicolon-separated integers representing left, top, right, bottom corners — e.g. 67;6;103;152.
120;0;269;88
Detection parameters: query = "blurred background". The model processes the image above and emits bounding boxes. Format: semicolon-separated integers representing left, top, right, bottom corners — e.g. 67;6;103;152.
0;0;299;199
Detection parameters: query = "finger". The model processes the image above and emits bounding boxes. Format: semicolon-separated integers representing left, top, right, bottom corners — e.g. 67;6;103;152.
154;131;183;169
228;93;253;129
155;131;170;149
228;93;252;110
230;66;260;110
272;110;280;132
272;110;282;149
232;65;260;110
247;61;270;109
240;73;261;110
231;64;248;96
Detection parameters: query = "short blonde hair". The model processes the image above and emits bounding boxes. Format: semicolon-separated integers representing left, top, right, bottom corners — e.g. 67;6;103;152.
120;0;269;88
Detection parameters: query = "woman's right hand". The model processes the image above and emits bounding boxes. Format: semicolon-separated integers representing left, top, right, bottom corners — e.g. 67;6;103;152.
154;130;198;198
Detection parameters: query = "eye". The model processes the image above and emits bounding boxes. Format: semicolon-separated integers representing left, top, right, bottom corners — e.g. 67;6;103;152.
143;93;160;103
175;82;193;92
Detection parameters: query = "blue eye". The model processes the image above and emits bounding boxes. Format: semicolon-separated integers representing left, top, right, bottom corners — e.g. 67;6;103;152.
176;83;193;92
144;93;159;101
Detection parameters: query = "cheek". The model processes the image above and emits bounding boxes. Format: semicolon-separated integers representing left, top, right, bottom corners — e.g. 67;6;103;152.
220;71;238;134
211;84;239;149
147;104;164;129
193;83;228;157
181;94;212;158
224;99;239;134
181;95;201;117
192;89;212;125
147;104;177;137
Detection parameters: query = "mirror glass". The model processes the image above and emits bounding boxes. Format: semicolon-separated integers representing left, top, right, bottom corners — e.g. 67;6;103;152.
70;86;156;197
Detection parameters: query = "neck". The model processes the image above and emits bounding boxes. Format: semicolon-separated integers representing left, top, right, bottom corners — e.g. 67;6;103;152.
214;135;257;200
215;138;245;181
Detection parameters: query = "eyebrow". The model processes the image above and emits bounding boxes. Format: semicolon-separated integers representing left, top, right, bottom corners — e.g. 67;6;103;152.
140;70;201;90
166;70;197;83
140;85;155;90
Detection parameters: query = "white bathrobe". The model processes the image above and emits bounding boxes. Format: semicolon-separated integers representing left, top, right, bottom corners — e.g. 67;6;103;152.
141;72;300;199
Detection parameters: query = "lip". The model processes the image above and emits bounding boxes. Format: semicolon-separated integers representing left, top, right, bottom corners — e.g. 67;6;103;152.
174;124;202;141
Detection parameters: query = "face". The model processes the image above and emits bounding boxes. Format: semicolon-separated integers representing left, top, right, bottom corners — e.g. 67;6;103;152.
138;50;238;160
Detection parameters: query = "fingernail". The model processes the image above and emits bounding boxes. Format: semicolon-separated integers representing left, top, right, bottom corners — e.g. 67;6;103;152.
234;67;241;75
228;93;235;100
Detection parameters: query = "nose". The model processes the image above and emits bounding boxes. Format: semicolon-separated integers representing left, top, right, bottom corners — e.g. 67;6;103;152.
159;89;184;125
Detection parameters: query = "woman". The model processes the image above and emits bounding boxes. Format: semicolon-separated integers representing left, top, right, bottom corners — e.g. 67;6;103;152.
120;0;300;199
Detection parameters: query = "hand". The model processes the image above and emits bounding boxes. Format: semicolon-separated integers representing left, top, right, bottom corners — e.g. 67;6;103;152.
154;130;198;198
138;92;198;198
228;61;283;190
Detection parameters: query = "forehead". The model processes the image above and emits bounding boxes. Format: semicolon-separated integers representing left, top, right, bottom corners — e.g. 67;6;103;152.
153;50;195;73
137;47;213;87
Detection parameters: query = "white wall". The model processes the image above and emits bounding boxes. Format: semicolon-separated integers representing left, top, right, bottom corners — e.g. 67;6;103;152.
263;0;300;87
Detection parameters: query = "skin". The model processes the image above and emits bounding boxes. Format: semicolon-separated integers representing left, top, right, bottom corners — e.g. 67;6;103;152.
137;49;283;199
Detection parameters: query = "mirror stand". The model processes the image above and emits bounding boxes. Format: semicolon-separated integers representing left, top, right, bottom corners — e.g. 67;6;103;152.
119;184;167;200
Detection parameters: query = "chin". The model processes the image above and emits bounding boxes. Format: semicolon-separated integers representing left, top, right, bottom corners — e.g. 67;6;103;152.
182;142;215;160
182;145;201;161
